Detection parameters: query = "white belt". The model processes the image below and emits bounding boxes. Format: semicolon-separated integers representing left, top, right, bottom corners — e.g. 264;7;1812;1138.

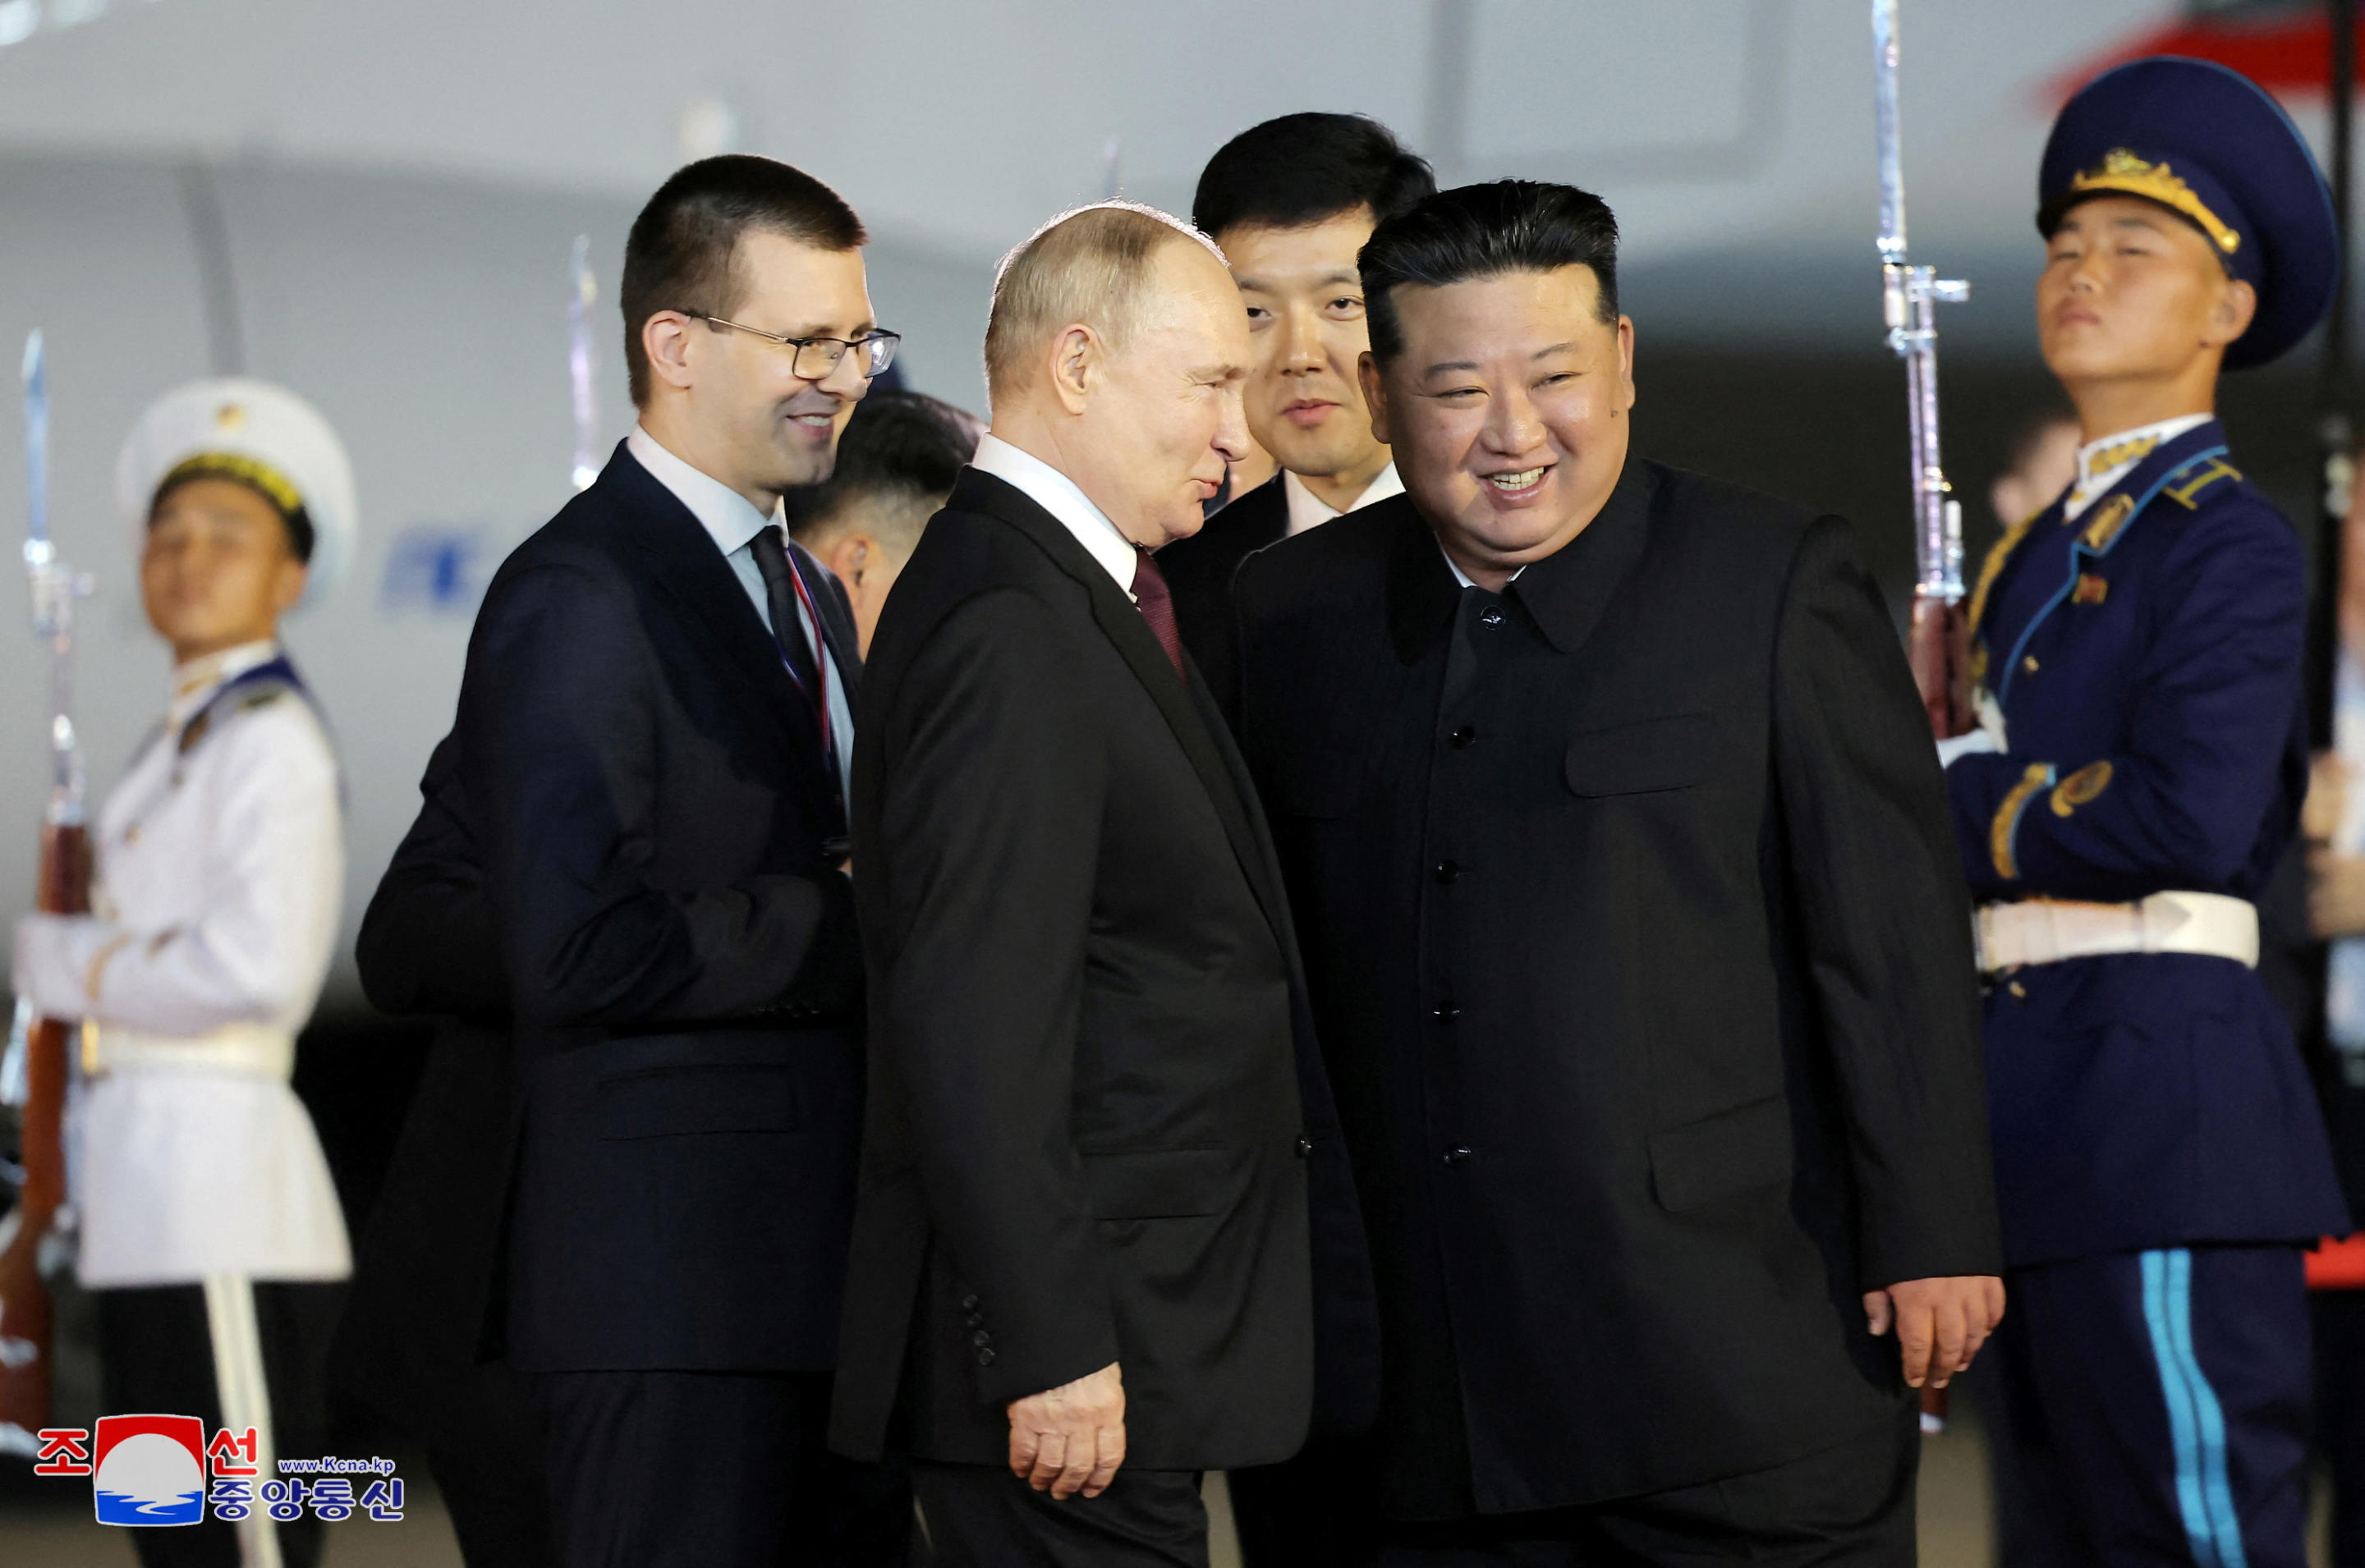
1974;892;2258;974
89;1022;296;1081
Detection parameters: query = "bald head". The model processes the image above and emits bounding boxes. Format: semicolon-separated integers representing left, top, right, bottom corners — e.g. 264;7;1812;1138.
980;201;1250;549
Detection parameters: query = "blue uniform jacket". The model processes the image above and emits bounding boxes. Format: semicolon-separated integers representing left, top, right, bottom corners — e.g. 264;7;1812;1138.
1948;418;2348;1266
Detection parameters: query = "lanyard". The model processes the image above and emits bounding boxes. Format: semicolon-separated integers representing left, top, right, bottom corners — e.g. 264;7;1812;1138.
780;551;839;782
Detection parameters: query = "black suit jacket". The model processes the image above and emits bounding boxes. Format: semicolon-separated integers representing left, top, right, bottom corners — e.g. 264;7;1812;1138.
451;442;867;1373
1233;463;2002;1514
829;467;1376;1472
335;736;516;1433
1156;472;1286;718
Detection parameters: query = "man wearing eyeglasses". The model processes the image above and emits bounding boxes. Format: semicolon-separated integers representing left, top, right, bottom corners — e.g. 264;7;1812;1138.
439;154;904;1566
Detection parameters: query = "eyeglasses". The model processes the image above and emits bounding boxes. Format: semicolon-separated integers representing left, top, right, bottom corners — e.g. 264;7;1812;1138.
692;314;901;380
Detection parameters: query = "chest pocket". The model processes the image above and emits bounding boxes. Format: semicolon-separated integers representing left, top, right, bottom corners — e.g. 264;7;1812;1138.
1564;710;1718;797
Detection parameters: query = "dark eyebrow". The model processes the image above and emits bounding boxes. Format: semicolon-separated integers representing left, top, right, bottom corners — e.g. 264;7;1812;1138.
1234;270;1362;293
1422;360;1481;376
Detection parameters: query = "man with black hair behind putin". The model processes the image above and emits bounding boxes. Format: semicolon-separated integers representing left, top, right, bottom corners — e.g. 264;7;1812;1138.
1232;180;2005;1561
786;388;984;657
1156;112;1432;713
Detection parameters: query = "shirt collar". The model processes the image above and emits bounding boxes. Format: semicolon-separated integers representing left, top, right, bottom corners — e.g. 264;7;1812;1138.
1413;461;1650;645
1439;541;1521;590
627;424;782;557
1283;461;1405;536
2063;412;2214;521
170;639;279;725
971;433;1141;594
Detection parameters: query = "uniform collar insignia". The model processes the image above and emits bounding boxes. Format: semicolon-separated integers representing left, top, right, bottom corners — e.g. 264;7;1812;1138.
2086;433;2159;476
2080;493;2137;552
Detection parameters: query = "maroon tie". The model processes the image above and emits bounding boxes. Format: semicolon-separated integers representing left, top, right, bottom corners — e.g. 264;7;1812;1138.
1132;547;1187;683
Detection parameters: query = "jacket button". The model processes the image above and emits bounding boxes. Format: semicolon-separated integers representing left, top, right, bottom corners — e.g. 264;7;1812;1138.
2022;655;2040;675
976;1347;996;1367
1435;860;1462;884
971;1330;992;1347
964;1311;985;1328
1449;726;1477;749
1443;1146;1472;1167
1479;606;1505;627
1431;1002;1461;1023
959;1295;980;1311
1295;1135;1314;1158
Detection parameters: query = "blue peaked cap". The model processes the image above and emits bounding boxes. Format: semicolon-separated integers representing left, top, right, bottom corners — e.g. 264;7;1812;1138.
2039;56;2339;369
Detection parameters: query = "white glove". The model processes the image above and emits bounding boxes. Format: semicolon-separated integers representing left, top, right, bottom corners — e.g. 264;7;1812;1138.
13;914;95;1020
1936;729;2000;768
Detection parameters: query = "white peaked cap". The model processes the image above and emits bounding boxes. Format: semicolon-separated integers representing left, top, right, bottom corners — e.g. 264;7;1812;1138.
114;377;358;608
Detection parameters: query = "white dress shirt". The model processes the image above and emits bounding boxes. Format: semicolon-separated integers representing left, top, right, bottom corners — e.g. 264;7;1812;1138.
1283;461;1403;536
11;640;349;1286
2062;413;2214;521
1441;543;1525;590
627;424;856;801
971;432;1141;597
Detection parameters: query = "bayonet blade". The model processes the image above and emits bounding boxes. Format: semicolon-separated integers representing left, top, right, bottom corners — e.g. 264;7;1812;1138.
569;236;599;492
21;330;46;557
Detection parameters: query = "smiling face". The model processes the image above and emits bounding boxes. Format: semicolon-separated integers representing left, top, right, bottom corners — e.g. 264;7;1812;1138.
1054;238;1253;549
141;475;309;664
1222;207;1391;494
1364;264;1634;587
2037;195;2253;411
641;228;875;509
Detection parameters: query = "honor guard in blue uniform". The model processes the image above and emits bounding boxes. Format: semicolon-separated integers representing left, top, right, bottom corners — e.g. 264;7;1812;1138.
1942;58;2353;1567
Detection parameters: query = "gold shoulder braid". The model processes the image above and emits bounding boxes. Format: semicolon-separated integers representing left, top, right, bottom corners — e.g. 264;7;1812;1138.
1966;511;2041;636
2069;149;2242;255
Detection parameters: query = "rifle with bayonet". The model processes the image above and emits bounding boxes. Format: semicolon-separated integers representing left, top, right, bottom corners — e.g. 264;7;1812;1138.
1874;0;1974;740
0;330;94;1455
1871;0;1970;1433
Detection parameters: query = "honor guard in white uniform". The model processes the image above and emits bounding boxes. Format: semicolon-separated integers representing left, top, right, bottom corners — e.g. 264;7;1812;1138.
12;378;356;1568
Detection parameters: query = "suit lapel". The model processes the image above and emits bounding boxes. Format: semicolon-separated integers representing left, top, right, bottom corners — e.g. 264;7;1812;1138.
954;468;1297;947
599;445;828;775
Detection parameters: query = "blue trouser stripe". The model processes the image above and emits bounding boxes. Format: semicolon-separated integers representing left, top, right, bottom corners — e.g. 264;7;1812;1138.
2140;1249;2251;1568
2163;1250;2251;1568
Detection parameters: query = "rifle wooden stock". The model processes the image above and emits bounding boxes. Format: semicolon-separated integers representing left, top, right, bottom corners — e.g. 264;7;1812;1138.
1;818;90;1438
1907;595;1974;742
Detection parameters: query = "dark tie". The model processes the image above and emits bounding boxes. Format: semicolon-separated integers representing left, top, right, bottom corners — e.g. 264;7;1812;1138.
747;525;826;706
1132;546;1187;683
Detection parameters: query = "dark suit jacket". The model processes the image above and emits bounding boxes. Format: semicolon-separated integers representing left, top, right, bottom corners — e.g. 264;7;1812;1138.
1233;462;2003;1515
335;736;517;1434
829;466;1377;1472
1157;472;1286;718
452;441;867;1373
